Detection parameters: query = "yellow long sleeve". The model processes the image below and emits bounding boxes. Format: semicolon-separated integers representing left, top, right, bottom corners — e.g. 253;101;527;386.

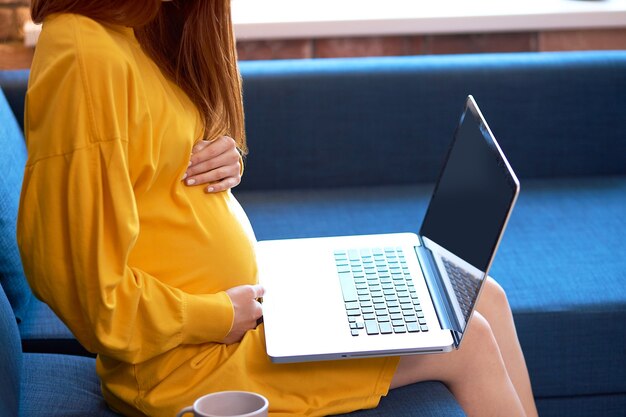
17;14;257;364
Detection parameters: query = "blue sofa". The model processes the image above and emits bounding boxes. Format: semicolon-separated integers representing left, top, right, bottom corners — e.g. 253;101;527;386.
2;50;625;416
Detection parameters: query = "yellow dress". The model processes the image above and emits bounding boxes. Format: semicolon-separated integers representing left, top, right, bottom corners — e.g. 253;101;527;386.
18;13;399;417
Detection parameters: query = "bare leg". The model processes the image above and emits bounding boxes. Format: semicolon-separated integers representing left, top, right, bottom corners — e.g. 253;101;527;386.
474;278;538;417
389;277;538;416
391;312;526;417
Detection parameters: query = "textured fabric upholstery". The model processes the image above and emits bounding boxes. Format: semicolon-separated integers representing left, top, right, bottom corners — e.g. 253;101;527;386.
489;177;626;398
19;298;91;356
239;51;626;191
536;394;626;417
333;382;465;416
0;88;33;323
21;353;119;417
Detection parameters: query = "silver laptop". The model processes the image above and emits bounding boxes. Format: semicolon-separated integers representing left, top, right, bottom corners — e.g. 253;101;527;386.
257;96;519;363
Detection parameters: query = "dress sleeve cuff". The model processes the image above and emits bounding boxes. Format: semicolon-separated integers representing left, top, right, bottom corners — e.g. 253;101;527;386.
182;291;234;344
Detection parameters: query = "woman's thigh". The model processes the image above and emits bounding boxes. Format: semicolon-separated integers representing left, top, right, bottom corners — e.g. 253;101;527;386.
389;312;502;389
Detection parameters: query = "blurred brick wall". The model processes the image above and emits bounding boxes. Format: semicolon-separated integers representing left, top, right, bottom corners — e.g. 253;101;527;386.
1;0;626;69
236;29;626;60
0;0;33;69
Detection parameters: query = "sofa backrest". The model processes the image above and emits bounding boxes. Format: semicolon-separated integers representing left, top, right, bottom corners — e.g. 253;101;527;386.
239;51;626;191
0;86;33;323
0;70;28;132
3;52;625;194
0;279;23;417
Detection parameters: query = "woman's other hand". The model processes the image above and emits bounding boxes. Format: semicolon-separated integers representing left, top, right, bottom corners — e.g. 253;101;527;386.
222;284;264;344
183;136;242;192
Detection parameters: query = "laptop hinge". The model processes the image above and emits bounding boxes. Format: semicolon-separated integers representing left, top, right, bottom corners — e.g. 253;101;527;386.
414;244;463;348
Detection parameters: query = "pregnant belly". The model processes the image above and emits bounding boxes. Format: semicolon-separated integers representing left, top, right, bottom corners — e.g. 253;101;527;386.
130;190;258;294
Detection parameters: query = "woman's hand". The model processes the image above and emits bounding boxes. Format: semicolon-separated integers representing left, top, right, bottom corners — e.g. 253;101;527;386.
222;284;264;344
182;136;242;193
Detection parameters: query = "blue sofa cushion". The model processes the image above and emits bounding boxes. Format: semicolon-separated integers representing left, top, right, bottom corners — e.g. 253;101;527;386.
20;353;119;417
19;298;91;356
489;176;626;398
333;382;465;416
536;393;626;417
0;88;32;323
235;175;626;399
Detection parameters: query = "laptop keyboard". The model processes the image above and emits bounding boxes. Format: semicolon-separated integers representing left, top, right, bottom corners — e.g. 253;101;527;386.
442;258;482;320
334;247;429;337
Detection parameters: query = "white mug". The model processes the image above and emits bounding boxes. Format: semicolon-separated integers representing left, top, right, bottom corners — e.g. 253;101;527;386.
176;391;269;417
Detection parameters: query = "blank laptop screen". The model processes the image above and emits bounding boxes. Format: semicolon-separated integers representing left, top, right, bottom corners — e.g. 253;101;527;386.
420;101;518;272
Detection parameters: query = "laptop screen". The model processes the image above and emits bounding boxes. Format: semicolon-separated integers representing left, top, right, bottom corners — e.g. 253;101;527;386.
419;97;518;337
420;97;518;274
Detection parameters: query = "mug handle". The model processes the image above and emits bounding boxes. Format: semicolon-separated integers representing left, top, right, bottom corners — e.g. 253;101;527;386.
176;406;194;417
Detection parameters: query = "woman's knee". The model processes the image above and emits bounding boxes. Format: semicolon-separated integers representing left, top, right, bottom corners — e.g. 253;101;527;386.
479;277;511;315
461;313;500;360
393;313;503;388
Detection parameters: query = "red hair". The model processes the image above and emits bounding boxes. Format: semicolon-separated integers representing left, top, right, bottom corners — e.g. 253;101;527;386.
31;0;247;153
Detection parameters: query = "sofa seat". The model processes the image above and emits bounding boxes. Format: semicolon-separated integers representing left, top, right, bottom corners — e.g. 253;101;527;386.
4;51;625;416
235;174;626;412
19;299;91;356
333;382;465;417
488;176;626;398
21;353;118;417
